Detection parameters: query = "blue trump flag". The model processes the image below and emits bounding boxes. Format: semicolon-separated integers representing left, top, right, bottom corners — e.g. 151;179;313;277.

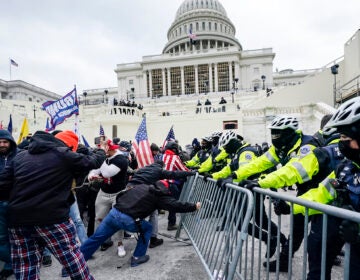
81;135;90;148
7;114;12;134
42;88;79;131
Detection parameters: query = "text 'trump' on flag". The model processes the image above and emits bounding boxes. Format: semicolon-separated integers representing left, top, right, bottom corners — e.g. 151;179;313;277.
132;117;154;168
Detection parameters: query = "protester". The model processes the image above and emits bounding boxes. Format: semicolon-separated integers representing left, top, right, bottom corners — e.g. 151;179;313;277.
0;130;106;280
162;141;190;230
0;130;18;279
80;161;199;267
88;139;129;257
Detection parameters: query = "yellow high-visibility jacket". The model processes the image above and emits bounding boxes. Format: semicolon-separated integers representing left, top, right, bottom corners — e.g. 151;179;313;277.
233;131;317;183
212;143;258;180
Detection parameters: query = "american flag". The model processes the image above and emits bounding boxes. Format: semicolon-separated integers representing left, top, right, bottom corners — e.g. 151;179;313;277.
10;59;18;67
132;117;154;168
99;124;105;137
189;28;197;45
162;126;175;149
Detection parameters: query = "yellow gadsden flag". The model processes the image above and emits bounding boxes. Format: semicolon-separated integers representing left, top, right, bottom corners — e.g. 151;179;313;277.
17;118;29;144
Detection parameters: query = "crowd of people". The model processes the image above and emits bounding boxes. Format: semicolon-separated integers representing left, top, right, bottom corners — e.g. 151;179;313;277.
0;97;360;279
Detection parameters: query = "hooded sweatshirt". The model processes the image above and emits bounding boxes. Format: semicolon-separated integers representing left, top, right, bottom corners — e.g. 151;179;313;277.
0;130;18;200
0;131;106;226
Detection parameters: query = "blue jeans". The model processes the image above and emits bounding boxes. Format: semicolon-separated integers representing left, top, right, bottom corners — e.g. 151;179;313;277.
80;208;152;260
0;201;11;270
69;200;88;244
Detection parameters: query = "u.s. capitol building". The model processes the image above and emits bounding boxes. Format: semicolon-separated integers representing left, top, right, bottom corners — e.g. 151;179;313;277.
1;0;359;146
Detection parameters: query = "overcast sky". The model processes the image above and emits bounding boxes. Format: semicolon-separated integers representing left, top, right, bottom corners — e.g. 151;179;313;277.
1;0;359;95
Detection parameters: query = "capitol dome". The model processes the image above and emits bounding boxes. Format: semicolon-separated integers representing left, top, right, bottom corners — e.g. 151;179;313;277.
163;0;242;54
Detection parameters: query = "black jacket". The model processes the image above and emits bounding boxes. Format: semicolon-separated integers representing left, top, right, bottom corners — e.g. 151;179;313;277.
115;162;196;219
128;162;193;186
114;183;197;220
0;131;106;226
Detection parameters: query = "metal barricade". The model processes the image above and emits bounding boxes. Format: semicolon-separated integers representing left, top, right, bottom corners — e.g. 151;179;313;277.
251;187;360;280
176;174;254;280
166;175;360;280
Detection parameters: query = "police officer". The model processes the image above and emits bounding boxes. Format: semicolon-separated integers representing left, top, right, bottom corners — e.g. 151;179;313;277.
234;115;320;271
186;136;212;169
80;161;200;267
285;97;360;279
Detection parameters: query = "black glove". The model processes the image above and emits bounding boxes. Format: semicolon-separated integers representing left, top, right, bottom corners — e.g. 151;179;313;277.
339;219;360;244
186;171;197;176
216;177;233;191
231;172;237;179
238;180;260;191
203;173;212;182
273;199;291;215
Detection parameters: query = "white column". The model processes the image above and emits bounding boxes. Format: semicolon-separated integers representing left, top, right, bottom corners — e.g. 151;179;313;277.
229;62;233;90
180;66;185;95
162;68;166;96
214;63;218;92
142;72;147;98
234;62;240;82
148;70;153;98
208;64;213;93
167;68;172;96
195;65;199;95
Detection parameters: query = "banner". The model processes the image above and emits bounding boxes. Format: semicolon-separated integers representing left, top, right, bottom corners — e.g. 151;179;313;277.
17;118;29;144
42;88;79;131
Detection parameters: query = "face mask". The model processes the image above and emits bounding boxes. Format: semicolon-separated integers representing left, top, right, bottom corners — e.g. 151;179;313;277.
338;140;360;164
224;139;240;154
271;131;296;151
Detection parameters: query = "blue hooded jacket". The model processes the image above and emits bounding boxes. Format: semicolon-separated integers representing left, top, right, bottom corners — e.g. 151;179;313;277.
0;130;18;200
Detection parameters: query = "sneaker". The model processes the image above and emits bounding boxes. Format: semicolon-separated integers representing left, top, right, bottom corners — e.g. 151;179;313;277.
124;232;134;239
100;240;114;251
61;268;68;278
117;244;126;257
167;224;178;231
149;237;164;248
0;269;14;279
42;255;52;267
130;255;150;267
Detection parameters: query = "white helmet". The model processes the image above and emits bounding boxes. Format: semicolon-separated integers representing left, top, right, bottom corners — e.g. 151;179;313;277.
211;131;222;139
218;130;237;147
326;97;360;128
322;125;337;136
268;116;299;131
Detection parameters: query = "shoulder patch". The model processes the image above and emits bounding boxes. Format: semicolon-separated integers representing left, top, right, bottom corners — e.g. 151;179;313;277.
245;153;253;160
299;145;311;156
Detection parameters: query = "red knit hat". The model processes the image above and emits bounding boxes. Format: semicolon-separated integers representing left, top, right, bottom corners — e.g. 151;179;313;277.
55;130;79;152
107;139;119;151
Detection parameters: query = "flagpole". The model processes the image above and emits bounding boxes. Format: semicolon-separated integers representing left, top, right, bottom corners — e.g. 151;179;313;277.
9;58;11;80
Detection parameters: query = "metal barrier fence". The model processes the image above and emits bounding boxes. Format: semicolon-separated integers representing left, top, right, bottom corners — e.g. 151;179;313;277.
175;176;360;280
176;174;254;280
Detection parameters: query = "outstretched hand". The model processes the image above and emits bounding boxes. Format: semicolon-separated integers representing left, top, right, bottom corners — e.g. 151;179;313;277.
216;177;233;191
238;180;260;191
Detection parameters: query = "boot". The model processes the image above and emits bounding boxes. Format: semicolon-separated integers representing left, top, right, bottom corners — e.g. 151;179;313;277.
149;237;164;248
264;236;277;259
263;240;290;272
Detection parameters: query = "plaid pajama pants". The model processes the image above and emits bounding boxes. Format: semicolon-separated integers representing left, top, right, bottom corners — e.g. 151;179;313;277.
9;219;94;280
